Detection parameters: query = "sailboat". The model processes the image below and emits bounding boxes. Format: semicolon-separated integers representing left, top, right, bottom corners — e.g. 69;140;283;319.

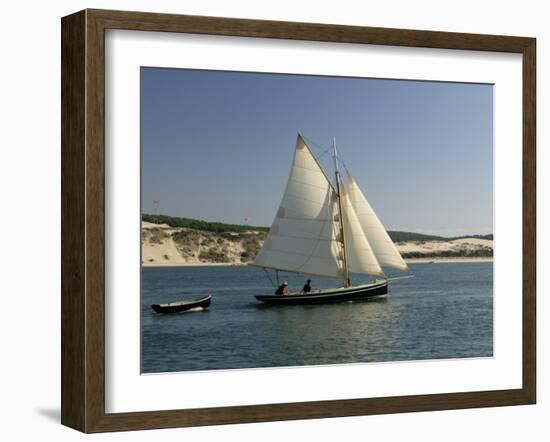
252;133;410;305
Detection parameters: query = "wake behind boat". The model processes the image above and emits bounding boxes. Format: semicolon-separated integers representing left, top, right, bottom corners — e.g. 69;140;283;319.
151;294;212;314
251;133;411;304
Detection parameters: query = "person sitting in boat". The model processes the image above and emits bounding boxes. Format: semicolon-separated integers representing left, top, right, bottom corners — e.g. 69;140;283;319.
301;279;312;294
275;281;289;295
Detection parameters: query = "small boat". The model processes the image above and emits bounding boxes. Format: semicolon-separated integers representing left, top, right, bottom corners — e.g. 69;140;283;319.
151;294;212;314
251;133;411;305
255;280;387;305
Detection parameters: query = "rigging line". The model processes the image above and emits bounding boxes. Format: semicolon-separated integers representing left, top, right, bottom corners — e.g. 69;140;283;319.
339;154;352;177
314;149;331;163
302;136;339;189
301;134;332;155
302;135;338;174
311;144;330;172
302;135;348;189
302;134;353;181
262;268;277;288
339;153;359;184
303;135;354;172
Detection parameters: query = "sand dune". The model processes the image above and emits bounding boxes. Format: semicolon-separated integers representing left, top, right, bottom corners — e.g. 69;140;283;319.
141;222;493;267
396;238;492;254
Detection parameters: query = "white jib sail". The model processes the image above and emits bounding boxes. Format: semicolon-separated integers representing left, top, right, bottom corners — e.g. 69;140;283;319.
253;135;344;278
339;181;385;277
348;173;409;271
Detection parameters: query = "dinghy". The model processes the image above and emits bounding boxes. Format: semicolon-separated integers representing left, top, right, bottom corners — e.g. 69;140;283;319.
252;133;411;305
151;294;212;314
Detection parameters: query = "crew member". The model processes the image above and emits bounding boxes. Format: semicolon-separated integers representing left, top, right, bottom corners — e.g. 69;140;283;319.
301;279;312;294
275;281;289;295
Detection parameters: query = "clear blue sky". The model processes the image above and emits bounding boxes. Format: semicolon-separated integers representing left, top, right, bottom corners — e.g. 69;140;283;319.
141;67;493;237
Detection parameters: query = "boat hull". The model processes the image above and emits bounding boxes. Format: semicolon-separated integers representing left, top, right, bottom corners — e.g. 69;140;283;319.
151;294;212;313
255;280;388;305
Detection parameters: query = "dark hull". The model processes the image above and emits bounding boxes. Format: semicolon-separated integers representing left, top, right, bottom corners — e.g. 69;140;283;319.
151;295;211;313
255;280;388;305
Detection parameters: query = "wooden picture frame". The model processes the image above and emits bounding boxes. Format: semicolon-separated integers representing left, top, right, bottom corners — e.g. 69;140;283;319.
61;9;536;433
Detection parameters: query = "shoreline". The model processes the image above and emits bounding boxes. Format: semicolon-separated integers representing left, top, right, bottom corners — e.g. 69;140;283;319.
142;257;493;268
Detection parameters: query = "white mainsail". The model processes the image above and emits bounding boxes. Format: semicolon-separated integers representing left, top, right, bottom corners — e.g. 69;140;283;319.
339;181;385;277
347;173;409;271
253;135;345;278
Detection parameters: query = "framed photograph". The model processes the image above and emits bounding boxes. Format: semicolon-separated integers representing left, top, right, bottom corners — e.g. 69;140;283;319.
61;9;536;433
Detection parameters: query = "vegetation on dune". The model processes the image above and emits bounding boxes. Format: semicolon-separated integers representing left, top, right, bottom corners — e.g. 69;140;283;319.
141;227;168;244
240;235;263;262
449;233;493;241
401;247;493;259
143;214;269;233
172;229;201;257
198;248;230;263
388;231;493;242
388;231;446;242
141;222;268;263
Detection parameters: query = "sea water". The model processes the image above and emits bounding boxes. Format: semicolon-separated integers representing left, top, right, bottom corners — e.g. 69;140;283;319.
141;262;493;373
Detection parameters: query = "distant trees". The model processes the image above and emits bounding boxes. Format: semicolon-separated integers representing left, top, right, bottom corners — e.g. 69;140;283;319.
388;231;493;242
142;214;269;234
401;247;493;259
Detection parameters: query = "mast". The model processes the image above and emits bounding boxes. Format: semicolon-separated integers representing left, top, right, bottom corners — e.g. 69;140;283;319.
333;137;351;287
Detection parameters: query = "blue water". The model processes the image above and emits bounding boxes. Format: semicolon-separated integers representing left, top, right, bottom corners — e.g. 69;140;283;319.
141;262;493;373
